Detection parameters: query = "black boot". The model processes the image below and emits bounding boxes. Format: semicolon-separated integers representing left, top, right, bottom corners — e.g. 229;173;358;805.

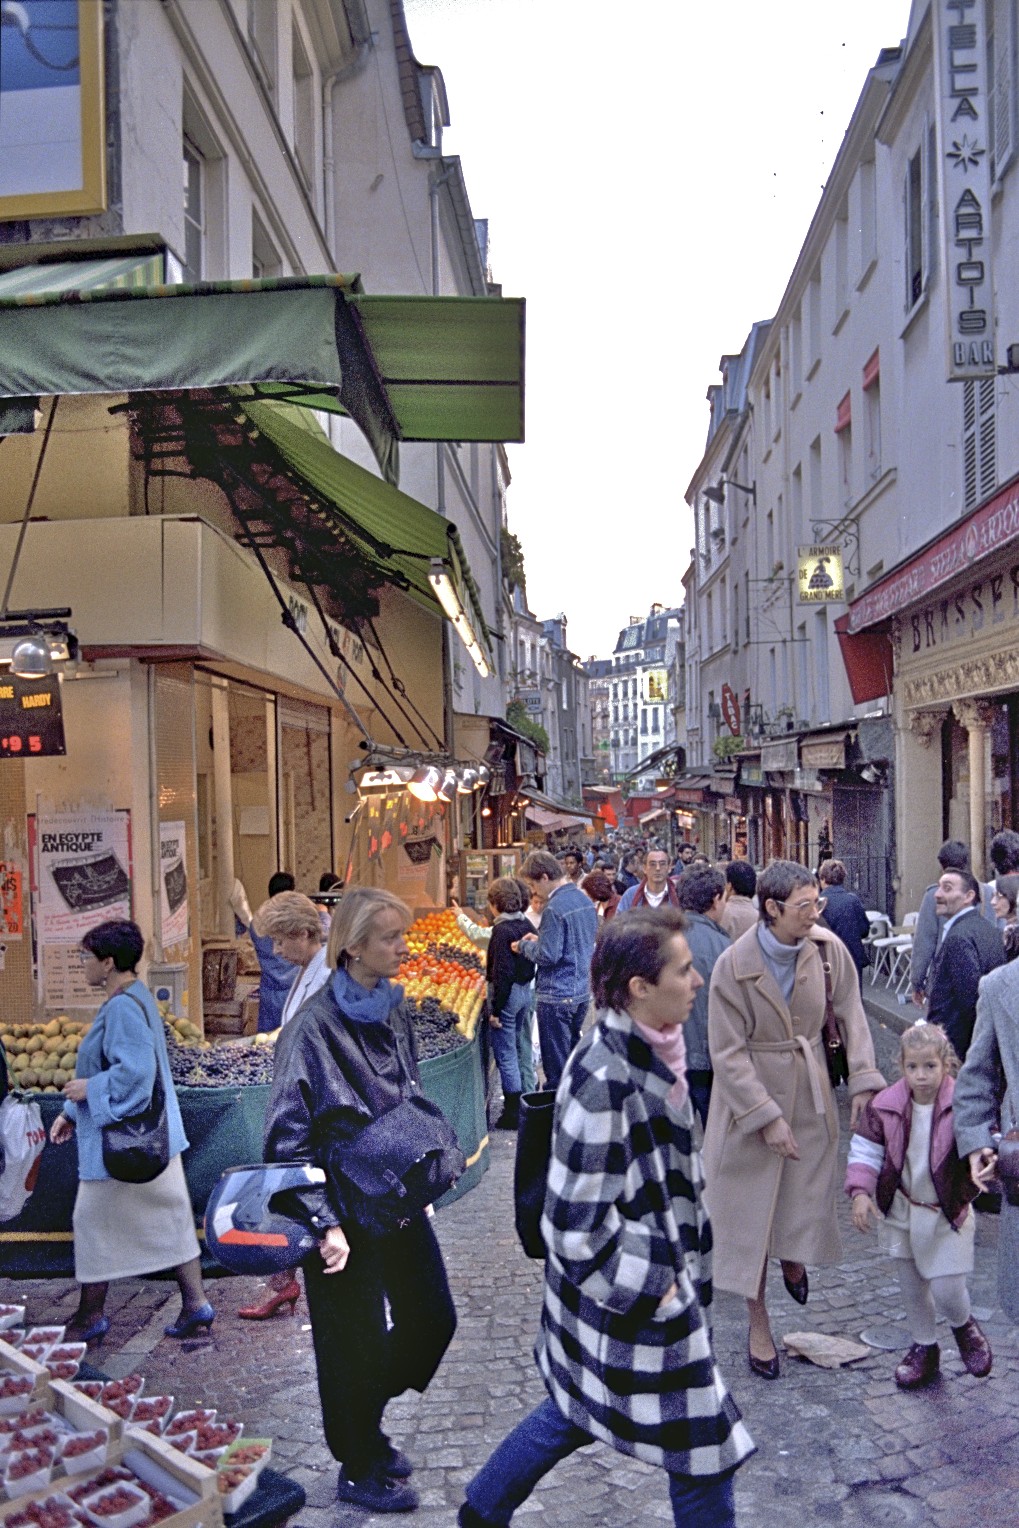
494;1092;521;1130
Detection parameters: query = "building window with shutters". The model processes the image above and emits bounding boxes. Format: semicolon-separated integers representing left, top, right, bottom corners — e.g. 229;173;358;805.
963;378;997;510
989;0;1018;184
904;121;935;312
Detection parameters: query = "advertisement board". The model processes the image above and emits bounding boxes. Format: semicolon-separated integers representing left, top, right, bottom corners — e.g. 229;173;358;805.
797;545;845;604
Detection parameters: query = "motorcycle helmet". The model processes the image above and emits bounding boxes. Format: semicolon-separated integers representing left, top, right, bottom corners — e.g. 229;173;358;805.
204;1161;328;1275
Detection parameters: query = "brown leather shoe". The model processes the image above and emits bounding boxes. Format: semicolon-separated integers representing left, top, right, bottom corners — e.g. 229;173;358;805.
952;1317;992;1377
894;1342;940;1390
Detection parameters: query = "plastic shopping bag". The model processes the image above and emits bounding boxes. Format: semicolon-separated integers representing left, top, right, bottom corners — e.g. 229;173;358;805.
0;1093;45;1222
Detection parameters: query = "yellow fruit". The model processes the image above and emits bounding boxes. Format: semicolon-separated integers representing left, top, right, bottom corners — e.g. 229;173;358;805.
26;1034;44;1055
59;1052;78;1071
43;1019;61;1038
52;1069;69;1087
12;1053;29;1073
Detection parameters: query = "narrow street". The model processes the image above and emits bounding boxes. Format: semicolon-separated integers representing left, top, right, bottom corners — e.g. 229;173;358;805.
3;1008;1015;1528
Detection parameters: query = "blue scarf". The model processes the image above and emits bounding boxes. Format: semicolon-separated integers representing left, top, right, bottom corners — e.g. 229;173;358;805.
332;964;404;1025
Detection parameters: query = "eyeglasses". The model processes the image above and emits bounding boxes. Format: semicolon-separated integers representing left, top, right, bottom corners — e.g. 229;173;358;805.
774;896;826;913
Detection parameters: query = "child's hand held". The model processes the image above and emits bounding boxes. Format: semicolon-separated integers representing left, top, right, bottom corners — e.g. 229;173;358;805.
851;1193;878;1233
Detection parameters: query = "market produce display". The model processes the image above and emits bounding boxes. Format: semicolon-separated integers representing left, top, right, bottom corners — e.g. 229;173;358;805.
163;1032;273;1089
0;1015;203;1095
399;909;487;1045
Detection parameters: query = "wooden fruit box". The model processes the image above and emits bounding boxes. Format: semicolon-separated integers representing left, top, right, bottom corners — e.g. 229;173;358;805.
0;1381;221;1528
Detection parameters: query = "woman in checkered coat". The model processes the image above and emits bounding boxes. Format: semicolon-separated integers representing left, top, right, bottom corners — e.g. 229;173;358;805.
460;909;754;1528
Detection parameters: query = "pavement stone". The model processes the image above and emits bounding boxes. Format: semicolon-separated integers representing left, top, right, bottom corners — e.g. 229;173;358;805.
3;1008;1017;1525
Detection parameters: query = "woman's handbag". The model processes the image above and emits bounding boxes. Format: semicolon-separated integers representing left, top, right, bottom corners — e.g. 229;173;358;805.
329;1095;465;1234
819;953;849;1088
995;1128;1019;1206
100;993;171;1185
514;1090;557;1259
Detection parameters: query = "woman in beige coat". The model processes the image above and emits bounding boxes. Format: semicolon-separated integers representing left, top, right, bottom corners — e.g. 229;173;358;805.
702;860;884;1379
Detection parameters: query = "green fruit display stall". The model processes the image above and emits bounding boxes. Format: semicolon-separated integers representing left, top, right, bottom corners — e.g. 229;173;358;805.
0;917;491;1276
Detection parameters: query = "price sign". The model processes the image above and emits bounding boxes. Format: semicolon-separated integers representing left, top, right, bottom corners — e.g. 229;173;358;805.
0;675;66;759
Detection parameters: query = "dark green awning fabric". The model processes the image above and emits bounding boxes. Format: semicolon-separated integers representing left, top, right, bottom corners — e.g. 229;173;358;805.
0;264;525;481
239;398;492;652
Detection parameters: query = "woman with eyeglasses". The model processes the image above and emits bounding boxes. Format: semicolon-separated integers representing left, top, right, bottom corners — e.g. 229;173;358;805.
702;860;885;1380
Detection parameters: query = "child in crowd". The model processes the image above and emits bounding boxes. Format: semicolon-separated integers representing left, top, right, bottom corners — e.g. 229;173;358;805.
845;1022;990;1390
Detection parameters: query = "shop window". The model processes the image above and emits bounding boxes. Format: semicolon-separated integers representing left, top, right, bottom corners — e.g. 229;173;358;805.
963;377;996;510
941;711;971;842
278;698;333;890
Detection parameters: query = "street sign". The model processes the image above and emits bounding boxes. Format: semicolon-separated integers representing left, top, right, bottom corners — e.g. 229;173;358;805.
0;675;66;758
721;684;741;735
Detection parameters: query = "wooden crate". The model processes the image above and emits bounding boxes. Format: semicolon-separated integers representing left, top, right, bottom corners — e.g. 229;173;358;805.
201;947;238;1004
0;1380;221;1528
203;1003;245;1037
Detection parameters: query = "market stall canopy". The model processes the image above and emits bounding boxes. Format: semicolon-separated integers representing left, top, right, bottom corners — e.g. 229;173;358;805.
0;260;525;486
526;805;590;833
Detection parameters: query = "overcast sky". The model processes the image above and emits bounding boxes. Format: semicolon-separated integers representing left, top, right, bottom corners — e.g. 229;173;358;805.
404;0;915;660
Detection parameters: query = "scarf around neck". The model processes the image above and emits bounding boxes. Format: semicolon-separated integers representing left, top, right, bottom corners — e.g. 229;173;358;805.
332;964;404;1025
632;1015;689;1111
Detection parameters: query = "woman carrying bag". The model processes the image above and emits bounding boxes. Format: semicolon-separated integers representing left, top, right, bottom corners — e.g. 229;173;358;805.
264;886;458;1516
48;919;212;1342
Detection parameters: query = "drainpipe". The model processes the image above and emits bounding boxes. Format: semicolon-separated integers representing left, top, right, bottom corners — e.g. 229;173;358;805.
322;29;373;257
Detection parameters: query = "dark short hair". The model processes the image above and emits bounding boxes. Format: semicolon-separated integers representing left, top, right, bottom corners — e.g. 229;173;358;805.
269;871;296;897
522;850;562;881
996;874;1019;915
937;840;970;872
488;876;524;914
677;866;726;914
819;859;846;886
561;847;583;864
941;867;980;905
318;871;343;893
990;831;1019;875
726;860;757;899
757;860;814;925
591;908;688;1011
81;919;145;972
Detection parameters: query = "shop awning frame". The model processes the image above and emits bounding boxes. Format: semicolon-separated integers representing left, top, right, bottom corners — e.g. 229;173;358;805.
0;264;526;486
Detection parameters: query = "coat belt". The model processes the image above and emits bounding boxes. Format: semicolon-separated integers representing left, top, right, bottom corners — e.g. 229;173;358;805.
746;1035;828;1116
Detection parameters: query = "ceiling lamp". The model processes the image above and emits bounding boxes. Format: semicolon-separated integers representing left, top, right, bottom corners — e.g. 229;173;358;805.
428;560;491;678
476;763;491;787
436;769;457;803
12;631;53;679
358;766;414;794
408;765;442;802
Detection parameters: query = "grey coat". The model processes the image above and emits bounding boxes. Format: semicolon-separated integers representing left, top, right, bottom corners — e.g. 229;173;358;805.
954;961;1019;1320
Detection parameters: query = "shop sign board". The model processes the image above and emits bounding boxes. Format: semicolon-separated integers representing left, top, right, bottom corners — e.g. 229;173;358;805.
761;739;798;772
801;736;848;770
647;670;668;703
158;821;189;949
932;0;996;380
516;690;543;715
721;684;741;736
797;545;844;604
741;761;763;786
0;675;66;759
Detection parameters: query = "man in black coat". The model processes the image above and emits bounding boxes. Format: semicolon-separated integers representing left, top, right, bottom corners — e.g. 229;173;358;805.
818;859;871;990
926;868;1005;1060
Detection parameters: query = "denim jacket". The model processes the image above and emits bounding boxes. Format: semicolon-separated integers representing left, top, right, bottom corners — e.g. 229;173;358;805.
534;882;598;1006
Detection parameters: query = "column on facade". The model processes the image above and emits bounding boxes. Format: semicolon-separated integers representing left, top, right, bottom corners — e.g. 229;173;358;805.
953;698;997;878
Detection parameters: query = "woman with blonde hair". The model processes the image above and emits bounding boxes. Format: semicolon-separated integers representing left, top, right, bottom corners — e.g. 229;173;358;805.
265;886;457;1514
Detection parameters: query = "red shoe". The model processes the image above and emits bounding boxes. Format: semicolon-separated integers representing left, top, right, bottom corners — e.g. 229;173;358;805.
238;1280;301;1320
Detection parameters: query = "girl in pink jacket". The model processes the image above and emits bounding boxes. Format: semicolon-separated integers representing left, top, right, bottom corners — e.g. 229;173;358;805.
845;1022;990;1390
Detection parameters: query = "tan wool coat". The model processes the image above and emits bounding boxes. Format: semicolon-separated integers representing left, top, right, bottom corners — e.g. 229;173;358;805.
702;924;885;1298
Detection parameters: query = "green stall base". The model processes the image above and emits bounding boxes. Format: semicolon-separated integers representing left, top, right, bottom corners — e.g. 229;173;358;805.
0;1035;488;1278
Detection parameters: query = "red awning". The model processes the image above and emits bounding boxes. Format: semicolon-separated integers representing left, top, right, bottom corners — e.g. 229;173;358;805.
862;349;880;391
835;391;852;433
834;614;894;704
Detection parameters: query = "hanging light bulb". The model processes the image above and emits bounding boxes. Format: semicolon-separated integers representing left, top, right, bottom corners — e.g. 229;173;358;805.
408;765;441;802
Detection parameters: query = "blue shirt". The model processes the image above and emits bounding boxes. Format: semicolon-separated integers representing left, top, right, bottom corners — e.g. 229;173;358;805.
64;980;188;1181
251;929;299;1032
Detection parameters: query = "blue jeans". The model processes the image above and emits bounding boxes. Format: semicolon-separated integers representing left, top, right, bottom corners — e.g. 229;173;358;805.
463;1395;736;1527
536;998;588;1089
490;982;531;1095
516;986;537;1094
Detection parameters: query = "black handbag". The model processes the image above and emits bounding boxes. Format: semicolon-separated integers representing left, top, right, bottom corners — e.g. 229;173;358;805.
100;992;171;1185
514;1090;557;1259
819;951;849;1088
329;1094;465;1234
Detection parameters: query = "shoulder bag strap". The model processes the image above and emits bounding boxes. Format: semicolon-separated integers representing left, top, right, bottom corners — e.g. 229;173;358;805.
817;943;841;1050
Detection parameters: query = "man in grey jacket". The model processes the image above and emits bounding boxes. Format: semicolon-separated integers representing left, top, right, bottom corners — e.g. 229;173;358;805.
677;867;731;1128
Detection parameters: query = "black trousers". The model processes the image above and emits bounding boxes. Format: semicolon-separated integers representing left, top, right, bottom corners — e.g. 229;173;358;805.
302;1213;456;1477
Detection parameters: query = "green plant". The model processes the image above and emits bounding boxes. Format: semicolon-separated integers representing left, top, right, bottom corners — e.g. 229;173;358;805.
712;733;745;760
506;699;549;755
501;527;527;594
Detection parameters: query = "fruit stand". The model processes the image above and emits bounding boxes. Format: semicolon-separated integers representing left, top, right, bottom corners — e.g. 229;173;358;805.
0;913;491;1276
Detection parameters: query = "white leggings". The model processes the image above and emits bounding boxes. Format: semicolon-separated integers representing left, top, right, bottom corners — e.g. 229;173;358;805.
896;1257;971;1345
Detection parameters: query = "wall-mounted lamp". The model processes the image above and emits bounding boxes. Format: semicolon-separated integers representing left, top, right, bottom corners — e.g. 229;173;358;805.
11;631;53;679
428;560;491;678
703;479;757;506
408;764;442;802
436;768;458;803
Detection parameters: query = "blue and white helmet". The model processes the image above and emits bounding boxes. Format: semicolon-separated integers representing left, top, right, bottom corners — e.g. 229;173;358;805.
204;1161;328;1275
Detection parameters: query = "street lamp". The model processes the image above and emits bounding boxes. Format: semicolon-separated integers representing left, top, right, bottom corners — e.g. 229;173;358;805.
703;480;757;506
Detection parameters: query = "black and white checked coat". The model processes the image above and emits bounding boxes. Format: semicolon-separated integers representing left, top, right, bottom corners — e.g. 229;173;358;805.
535;1009;755;1476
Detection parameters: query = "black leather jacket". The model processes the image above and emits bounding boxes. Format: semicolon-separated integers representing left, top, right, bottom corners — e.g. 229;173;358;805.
264;981;421;1230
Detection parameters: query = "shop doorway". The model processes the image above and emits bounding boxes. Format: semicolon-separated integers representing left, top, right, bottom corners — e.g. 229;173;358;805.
831;783;893;913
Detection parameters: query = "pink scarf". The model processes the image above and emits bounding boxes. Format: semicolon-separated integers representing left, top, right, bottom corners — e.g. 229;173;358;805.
632;1016;689;1111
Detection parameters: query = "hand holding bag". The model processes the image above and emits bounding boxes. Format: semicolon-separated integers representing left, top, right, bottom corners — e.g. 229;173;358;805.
328;1094;465;1234
819;950;849;1088
100;992;171;1185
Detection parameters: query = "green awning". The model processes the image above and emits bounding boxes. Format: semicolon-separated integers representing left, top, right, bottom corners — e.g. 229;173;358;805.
237;398;492;655
0;263;525;485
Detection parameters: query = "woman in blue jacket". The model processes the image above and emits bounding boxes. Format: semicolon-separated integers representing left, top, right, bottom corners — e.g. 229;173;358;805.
48;920;212;1343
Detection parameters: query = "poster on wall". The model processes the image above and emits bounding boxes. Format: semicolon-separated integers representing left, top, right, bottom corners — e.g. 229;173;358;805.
29;809;132;1008
159;821;188;949
0;862;23;938
0;0;107;219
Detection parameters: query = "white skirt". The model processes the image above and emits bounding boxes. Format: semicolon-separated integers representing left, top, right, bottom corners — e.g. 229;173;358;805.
73;1154;200;1283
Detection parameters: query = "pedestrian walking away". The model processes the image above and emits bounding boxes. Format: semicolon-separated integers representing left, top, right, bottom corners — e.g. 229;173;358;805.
675;865;731;1130
845;1023;989;1389
702;859;885;1380
459;909;754;1528
818;859;871;990
483;876;537;1130
264;887;457;1515
720;859;758;942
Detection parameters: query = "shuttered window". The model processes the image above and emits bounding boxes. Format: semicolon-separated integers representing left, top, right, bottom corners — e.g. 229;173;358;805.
990;0;1017;183
963;377;997;510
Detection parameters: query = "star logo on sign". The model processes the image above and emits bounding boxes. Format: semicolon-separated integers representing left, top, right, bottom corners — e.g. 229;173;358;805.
947;135;986;172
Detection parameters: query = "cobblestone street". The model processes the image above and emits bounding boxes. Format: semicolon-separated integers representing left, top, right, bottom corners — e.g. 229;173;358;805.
3;1006;1015;1527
